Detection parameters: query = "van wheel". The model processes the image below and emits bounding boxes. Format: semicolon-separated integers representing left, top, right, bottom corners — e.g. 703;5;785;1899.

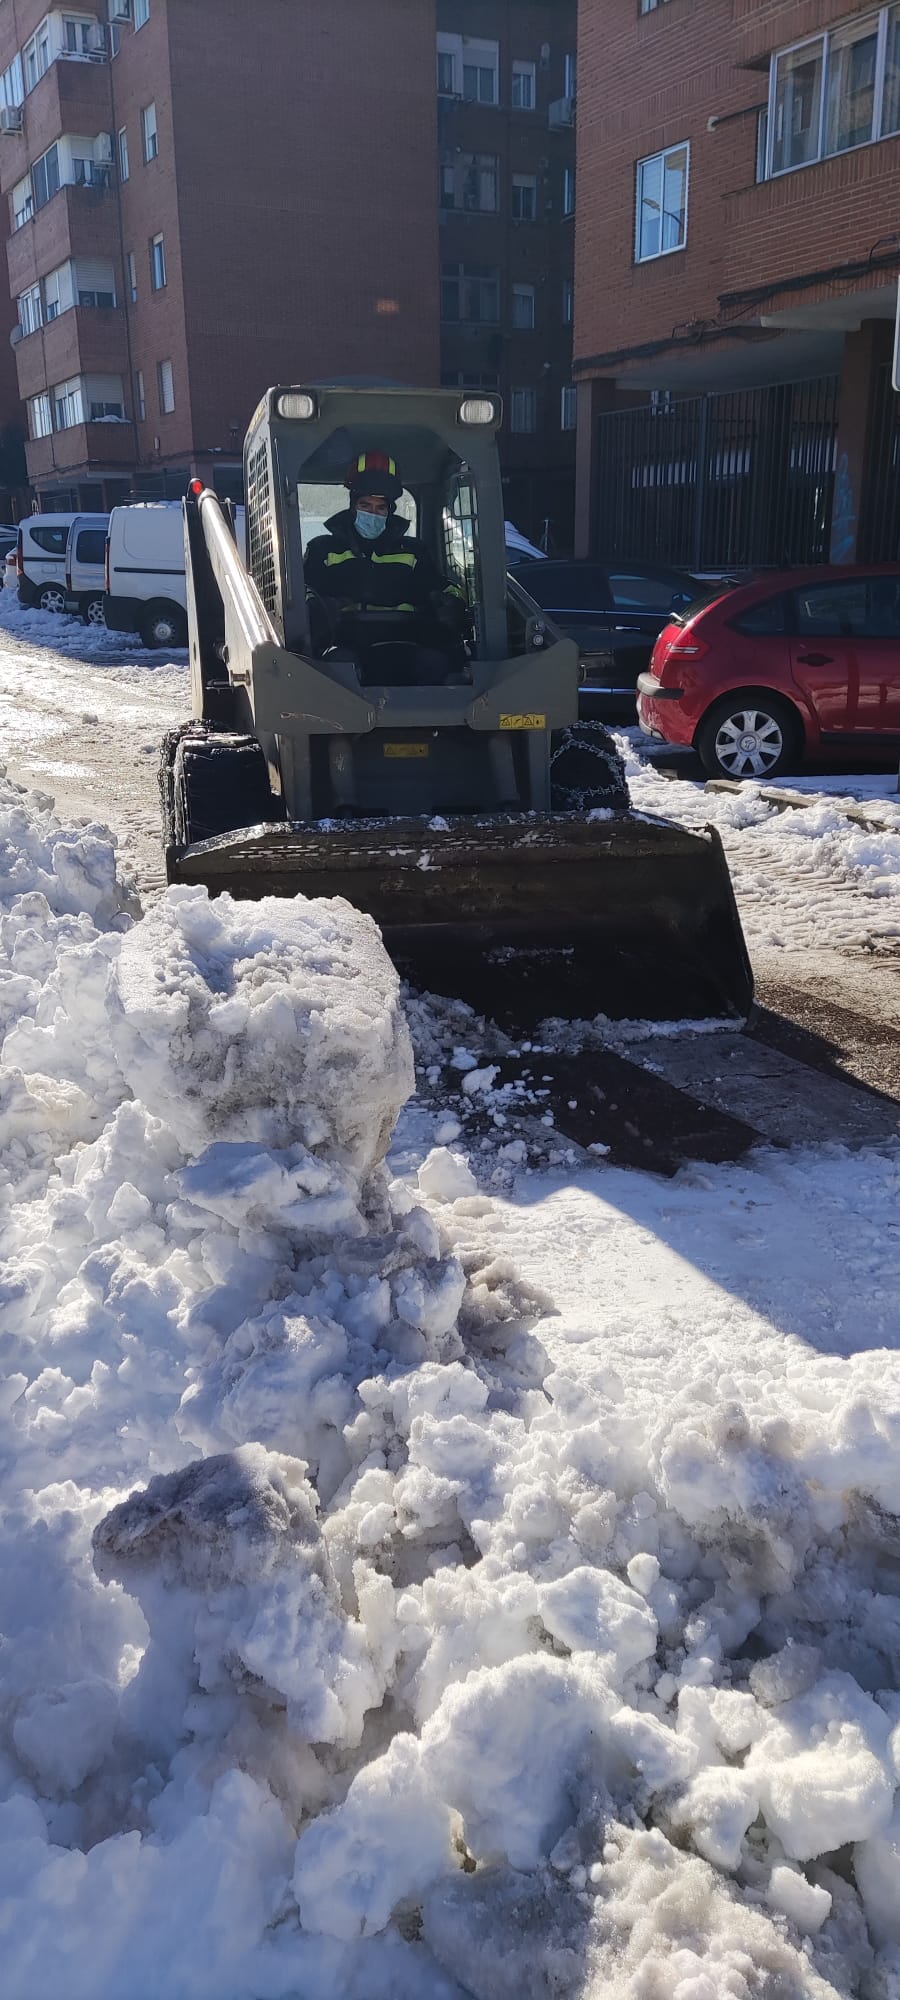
141;605;187;649
39;585;67;615
696;693;802;781
83;596;106;628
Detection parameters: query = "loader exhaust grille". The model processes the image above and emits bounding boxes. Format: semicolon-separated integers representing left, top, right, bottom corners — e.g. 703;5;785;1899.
246;438;277;618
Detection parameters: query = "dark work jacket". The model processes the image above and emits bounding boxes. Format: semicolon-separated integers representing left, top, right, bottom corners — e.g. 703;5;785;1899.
304;510;460;613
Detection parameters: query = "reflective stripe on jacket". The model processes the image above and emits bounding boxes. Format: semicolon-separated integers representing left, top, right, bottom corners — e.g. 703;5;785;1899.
304;509;462;614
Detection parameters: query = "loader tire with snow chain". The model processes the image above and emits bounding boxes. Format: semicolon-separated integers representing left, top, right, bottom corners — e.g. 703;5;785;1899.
171;731;283;850
550;721;629;814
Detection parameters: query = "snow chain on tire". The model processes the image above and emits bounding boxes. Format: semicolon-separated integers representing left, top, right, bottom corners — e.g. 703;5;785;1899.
549;721;629;814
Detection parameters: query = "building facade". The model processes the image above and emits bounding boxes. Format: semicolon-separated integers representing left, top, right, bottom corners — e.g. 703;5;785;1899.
0;0;576;537
0;0;440;510
437;0;578;546
574;0;900;568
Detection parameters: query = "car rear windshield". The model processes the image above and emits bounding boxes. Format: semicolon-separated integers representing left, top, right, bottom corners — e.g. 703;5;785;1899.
668;581;738;624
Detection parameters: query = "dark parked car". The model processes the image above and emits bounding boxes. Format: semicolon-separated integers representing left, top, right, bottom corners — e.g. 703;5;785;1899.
509;558;701;719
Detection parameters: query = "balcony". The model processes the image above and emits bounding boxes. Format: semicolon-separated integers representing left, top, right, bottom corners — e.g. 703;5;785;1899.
26;419;134;483
8;182;118;296
15;303;128;401
0;55;111;196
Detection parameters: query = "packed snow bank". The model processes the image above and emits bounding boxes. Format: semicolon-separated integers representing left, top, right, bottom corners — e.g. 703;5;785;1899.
622;734;900;956
2;774;900;1998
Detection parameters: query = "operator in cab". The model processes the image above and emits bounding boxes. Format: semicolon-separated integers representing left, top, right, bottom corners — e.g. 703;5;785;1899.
304;450;468;655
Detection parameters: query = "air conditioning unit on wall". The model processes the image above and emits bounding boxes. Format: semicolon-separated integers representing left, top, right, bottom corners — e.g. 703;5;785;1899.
0;106;24;134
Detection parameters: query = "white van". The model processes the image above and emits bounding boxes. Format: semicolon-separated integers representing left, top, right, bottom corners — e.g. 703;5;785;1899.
17;514;79;614
105;502;246;649
64;514;109;626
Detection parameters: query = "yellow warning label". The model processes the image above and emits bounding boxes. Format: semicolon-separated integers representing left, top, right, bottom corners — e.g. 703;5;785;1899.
383;742;429;759
499;713;546;730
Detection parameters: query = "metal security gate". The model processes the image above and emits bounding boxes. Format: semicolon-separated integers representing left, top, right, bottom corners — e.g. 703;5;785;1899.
595;377;839;570
859;361;900;561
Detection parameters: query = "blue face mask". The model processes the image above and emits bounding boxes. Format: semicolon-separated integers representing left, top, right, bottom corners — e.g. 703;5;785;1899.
355;507;387;541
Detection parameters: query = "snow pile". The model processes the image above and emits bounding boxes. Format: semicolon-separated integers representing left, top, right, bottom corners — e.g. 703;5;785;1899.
0;587;186;660
2;779;900;1997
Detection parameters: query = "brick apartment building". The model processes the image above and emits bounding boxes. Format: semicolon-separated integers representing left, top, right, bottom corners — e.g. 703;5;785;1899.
437;0;577;546
0;0;576;540
0;0;440;511
574;0;900;569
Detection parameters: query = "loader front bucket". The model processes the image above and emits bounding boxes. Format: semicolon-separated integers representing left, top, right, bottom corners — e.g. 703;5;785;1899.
167;812;754;1026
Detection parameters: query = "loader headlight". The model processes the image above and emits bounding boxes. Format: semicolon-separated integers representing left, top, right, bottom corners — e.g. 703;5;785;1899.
276;392;317;420
458;397;497;426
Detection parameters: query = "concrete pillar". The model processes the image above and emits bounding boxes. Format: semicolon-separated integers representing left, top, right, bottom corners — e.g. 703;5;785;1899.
574;375;615;557
829;320;890;564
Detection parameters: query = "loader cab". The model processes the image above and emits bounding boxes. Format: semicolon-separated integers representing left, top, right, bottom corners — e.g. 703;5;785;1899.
243;386;512;688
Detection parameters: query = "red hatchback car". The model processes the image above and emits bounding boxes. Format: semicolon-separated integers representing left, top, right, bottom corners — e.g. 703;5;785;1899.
637;565;900;780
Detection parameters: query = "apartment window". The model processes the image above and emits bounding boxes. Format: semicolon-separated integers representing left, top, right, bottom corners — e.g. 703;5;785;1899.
635;142;689;261
641;0;672;10
118;127;129;181
127;251;137;303
32;144;61;212
134;0;150;26
512;61;536;110
436;33;498;103
23;24;51;94
512;283;536;330
28;392;53;441
44;267;64;319
12;176;33;230
142;102;158;162
765;9;900;177
441;152;498;213
561;385;577;431
54;376;84;430
1;55;24;112
158;359;175;413
563;166;576;216
563;276;574;324
63;17;98;55
441;262;500;324
565;53;577;99
512;174;537;222
511;388;537;433
136;369;146;420
770;40;826;172
150;233;167;290
19;285;42;337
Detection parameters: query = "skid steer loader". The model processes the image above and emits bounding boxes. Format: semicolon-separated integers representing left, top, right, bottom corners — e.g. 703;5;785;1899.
160;385;752;1023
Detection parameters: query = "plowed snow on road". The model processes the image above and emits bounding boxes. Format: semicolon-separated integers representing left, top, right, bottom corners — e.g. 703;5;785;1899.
0;607;899;1999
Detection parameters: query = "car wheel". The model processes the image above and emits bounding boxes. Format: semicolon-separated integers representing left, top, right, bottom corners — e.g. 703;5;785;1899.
140;606;187;649
38;586;67;615
83;596;106;627
696;693;801;781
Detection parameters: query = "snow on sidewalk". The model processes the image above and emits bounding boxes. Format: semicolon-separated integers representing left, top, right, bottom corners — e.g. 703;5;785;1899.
624;737;900;957
0;769;899;1998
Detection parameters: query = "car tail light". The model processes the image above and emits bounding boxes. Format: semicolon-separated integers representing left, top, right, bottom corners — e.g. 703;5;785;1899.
653;621;710;681
16;534;23;577
105;535;110;594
